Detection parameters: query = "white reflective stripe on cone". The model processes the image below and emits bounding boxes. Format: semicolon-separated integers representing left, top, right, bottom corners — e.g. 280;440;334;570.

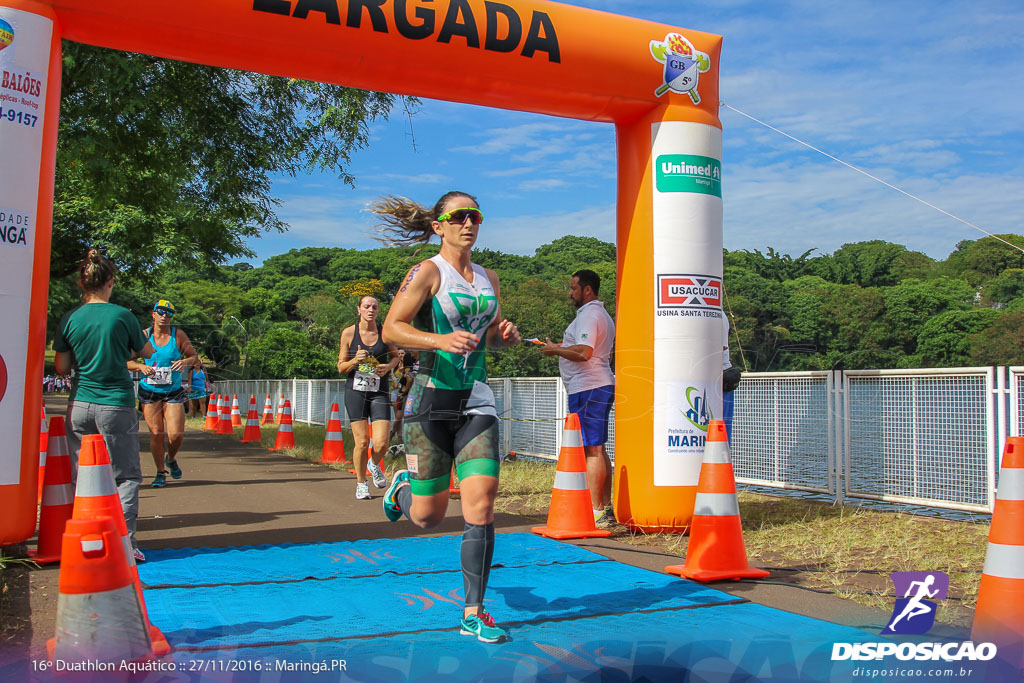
996;468;1024;501
279;424;293;432
76;466;117;497
553;471;588;491
982;542;1024;580
324;432;343;441
562;430;583;448
694;492;740;517
49;438;69;458
122;536;136;568
42;485;74;507
702;443;732;464
329;411;342;421
54;585;151;662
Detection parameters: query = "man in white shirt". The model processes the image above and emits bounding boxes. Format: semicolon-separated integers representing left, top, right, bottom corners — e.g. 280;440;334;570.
541;270;616;525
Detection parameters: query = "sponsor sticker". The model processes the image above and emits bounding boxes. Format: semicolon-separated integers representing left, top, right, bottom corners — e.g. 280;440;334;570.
657;274;722;309
656;154;721;196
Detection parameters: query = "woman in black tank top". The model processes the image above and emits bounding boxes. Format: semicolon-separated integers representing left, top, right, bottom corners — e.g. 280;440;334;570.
337;295;399;500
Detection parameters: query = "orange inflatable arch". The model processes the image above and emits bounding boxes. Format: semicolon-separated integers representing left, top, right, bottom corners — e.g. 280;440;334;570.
0;0;725;543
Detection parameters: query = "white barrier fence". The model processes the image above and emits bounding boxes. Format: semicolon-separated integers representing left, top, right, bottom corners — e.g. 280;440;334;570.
216;367;1018;514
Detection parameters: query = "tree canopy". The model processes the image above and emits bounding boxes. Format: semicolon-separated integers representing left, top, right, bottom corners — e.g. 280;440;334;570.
52;43;404;282
48;233;1024;380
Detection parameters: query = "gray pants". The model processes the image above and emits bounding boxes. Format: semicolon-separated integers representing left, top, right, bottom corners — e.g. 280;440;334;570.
67;401;143;550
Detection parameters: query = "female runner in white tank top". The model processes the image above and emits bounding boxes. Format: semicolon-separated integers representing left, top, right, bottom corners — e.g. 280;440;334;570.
374;191;521;643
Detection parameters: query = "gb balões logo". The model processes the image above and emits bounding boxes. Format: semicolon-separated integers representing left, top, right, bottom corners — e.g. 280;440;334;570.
0;18;13;53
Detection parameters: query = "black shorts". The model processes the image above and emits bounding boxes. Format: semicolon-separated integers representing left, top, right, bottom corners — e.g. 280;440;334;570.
344;387;393;422
138;386;189;404
402;377;500;496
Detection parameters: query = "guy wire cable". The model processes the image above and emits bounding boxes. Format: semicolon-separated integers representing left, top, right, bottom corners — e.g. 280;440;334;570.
721;103;1024;255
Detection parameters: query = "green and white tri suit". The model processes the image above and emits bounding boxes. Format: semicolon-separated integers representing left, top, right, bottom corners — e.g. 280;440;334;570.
403;254;501;495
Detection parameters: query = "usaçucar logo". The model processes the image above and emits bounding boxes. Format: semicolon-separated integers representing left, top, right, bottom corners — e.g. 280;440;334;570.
650;32;709;102
0;18;14;53
657;275;722;309
882;571;949;635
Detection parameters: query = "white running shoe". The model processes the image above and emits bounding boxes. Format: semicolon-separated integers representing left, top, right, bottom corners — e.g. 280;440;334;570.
369;461;387;488
355;481;371;500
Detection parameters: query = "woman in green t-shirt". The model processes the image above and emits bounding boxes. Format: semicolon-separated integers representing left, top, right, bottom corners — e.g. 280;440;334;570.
54;249;154;562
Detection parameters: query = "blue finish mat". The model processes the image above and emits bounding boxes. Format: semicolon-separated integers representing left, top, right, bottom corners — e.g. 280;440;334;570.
137;533;604;587
163;605;880;682
145;561;735;649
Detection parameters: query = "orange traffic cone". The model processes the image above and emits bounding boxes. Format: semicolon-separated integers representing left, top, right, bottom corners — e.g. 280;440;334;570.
972;436;1024;668
29;416;75;564
321;403;346;463
665;420;768;582
275;393;286;424
532;414;611;540
241;395;262;443
47;516;152;664
38;403;48;503
261;394;275;425
449;466;460;498
273;400;295;450
71;435;170;654
203;394;219;430
230;395;242;427
217;395;234;435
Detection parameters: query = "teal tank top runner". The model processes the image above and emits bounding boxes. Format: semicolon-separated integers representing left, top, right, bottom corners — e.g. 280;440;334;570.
415;254;498;391
139;327;182;393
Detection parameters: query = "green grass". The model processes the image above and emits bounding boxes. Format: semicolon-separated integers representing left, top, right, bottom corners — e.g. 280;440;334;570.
189;419;989;628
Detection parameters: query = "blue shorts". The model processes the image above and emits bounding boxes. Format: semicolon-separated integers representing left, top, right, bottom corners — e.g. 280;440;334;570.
567;385;614;447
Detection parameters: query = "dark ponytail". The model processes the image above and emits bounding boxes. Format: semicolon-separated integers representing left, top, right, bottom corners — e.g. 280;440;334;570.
78;248;116;293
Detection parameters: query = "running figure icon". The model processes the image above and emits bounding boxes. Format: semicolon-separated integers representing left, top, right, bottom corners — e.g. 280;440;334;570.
882;571;949;635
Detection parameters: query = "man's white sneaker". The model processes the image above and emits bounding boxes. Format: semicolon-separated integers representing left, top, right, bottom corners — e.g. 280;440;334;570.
355;482;371;500
369;461;387;489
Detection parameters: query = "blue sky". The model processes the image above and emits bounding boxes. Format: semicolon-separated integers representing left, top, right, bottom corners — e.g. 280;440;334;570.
242;0;1024;265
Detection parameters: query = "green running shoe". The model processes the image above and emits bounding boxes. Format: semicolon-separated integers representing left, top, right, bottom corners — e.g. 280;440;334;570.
151;470;168;488
383;469;410;522
459;612;508;643
166;456;183;479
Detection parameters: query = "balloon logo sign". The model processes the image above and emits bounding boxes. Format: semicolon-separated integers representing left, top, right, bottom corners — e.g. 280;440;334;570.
0;19;13;53
650;32;711;104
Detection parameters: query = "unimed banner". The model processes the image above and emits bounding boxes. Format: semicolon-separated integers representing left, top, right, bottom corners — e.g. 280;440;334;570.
0;6;50;485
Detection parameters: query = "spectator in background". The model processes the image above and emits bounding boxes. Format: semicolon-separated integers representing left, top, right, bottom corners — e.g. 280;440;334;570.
54;248;154;562
722;313;742;443
541;269;616;527
184;359;211;418
127;300;197;489
389;348;418;454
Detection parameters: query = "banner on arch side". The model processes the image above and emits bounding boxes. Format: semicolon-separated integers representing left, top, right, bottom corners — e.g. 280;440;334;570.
0;6;50;486
651;120;724;488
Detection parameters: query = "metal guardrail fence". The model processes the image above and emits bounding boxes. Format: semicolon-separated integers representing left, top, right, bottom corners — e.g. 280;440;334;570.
217;367;1013;514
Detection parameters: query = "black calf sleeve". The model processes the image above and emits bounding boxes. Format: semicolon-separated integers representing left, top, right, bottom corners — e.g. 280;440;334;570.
483;523;495;588
396;484;413;521
462;522;494;608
